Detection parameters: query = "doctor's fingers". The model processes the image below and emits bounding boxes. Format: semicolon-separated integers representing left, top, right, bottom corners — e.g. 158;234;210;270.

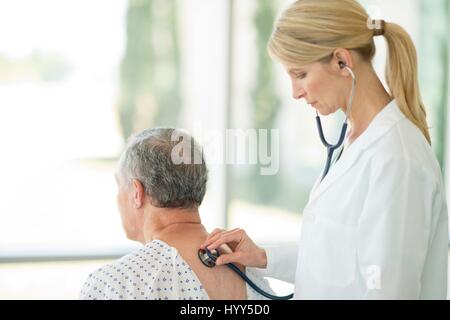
201;228;241;250
204;228;246;251
199;228;225;249
215;251;244;266
208;228;225;240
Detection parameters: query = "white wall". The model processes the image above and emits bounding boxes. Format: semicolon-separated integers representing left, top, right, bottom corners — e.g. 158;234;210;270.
178;0;230;229
446;1;450;235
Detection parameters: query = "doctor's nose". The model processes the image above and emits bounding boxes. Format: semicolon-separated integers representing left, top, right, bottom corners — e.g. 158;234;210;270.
291;81;306;100
292;88;306;100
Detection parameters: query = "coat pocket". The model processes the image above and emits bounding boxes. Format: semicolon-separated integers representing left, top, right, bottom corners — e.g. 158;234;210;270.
306;217;357;287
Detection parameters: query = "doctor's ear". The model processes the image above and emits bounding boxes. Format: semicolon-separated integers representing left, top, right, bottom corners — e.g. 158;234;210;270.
337;61;355;78
332;48;353;72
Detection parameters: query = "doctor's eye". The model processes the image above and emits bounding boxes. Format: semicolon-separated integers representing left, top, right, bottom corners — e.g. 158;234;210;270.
295;73;306;79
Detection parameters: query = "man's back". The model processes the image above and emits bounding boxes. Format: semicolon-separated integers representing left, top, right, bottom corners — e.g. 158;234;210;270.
80;239;273;300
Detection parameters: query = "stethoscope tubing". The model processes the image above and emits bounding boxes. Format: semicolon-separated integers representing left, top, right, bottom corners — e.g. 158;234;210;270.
203;248;294;300
226;262;294;300
316;64;356;181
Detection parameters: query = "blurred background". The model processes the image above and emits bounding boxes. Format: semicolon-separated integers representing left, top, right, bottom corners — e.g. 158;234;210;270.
0;0;449;299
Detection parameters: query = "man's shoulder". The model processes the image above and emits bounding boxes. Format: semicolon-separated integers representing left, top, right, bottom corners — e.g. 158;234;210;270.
93;240;175;275
79;240;176;299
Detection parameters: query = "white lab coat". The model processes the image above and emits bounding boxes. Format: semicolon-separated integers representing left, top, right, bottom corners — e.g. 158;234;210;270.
260;99;448;299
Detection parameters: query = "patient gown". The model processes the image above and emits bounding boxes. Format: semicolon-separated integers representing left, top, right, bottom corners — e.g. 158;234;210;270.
79;239;274;300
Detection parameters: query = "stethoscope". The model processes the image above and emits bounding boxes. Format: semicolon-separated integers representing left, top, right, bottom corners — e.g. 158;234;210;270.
198;248;294;300
315;61;356;181
196;63;355;300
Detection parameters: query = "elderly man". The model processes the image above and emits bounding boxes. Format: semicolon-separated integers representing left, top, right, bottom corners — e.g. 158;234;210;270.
79;127;273;300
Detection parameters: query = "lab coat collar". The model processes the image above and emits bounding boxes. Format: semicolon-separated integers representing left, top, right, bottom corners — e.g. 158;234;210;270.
308;99;404;203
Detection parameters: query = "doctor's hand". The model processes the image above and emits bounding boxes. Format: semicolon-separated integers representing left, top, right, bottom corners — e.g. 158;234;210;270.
200;228;267;269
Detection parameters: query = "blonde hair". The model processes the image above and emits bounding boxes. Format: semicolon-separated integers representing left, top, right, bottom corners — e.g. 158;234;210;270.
268;0;431;144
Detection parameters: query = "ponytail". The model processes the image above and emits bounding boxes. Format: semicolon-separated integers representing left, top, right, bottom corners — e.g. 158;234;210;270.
383;22;431;145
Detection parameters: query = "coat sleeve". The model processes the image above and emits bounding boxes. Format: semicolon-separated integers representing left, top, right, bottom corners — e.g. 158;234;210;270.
357;156;442;299
248;243;299;284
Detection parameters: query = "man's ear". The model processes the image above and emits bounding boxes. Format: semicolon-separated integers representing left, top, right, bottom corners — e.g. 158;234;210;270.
132;179;145;209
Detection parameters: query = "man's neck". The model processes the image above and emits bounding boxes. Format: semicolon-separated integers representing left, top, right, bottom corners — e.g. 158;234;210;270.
141;207;203;244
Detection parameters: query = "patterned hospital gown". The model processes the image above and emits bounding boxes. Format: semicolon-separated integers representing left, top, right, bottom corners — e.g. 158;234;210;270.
79;239;274;300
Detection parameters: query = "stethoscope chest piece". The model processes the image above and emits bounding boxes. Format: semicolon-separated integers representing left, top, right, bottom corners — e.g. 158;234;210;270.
198;248;220;268
197;247;293;299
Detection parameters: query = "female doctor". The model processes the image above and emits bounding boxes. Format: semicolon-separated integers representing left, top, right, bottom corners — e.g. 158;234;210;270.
200;0;448;299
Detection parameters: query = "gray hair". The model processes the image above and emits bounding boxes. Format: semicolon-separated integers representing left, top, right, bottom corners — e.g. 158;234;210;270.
118;127;208;208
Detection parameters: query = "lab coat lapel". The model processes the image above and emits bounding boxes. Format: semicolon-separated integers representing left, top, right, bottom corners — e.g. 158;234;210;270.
308;100;404;204
308;141;363;203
